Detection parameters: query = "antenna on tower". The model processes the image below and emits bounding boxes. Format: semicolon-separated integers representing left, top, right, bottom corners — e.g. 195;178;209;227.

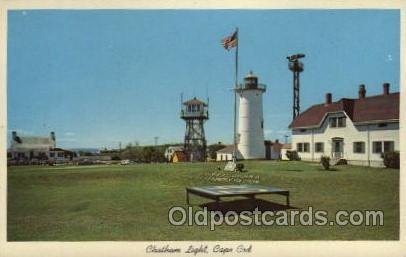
206;84;209;107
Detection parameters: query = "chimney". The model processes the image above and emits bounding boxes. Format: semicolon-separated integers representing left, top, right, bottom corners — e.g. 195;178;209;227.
325;93;332;106
358;84;366;99
12;131;17;140
50;132;56;148
383;83;390;95
275;139;279;144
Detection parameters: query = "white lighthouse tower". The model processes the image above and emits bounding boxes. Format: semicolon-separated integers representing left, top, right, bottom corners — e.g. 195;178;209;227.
235;71;266;159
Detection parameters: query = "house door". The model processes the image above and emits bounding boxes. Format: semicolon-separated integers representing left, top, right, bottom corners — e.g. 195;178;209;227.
332;138;344;159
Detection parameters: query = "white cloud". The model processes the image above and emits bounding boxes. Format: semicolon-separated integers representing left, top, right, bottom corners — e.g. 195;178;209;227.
386;54;393;62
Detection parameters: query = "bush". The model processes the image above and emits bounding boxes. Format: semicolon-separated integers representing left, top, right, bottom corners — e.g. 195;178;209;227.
111;156;121;161
336;159;347;165
286;150;301;161
236;163;245;172
382;151;400;169
320;156;330;170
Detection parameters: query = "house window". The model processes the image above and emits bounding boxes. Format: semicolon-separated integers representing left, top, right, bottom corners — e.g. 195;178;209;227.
300;129;306;132
353;142;365;154
383;141;394;152
337;117;346;127
303;143;310;152
372;142;382;153
315;142;324;153
57;152;64;157
378;123;387;128
373;141;395;153
330;117;337;128
49;152;55;157
297;143;310;153
330;117;346;128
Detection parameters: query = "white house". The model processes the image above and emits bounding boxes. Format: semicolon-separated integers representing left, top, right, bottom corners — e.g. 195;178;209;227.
216;145;235;162
216;140;282;162
7;131;75;164
289;83;399;167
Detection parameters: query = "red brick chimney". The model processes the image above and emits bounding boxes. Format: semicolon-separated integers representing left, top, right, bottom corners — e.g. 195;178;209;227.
358;84;366;99
325;93;332;106
383;83;390;95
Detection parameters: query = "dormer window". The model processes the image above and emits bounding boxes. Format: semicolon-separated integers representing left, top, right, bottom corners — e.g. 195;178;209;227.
330;117;346;128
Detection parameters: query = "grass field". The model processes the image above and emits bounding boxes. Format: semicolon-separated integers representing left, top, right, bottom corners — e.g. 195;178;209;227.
7;161;399;241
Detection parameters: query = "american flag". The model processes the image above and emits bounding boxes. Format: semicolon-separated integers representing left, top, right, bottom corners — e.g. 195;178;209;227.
221;30;238;50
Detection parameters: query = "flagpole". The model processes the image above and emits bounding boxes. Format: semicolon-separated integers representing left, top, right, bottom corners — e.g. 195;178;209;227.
233;27;239;164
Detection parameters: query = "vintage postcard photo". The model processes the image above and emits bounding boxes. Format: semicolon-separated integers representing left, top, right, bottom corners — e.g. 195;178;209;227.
1;1;405;257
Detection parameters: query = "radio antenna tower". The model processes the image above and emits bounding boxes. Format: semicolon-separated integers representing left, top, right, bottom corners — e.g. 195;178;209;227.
287;53;305;120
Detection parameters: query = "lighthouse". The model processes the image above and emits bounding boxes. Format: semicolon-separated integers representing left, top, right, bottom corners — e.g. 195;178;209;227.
235;71;266;159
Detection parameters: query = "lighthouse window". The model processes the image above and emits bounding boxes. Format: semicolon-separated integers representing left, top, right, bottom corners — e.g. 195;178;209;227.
188;105;191;112
196;105;200;112
261;121;263;129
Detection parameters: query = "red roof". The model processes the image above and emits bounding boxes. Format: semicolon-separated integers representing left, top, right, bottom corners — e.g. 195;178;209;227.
289;92;399;129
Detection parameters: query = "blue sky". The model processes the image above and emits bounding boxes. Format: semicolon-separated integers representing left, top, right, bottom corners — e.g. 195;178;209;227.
7;9;400;148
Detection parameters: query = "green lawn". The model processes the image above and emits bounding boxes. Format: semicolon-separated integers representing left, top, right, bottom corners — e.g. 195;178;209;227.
7;161;399;241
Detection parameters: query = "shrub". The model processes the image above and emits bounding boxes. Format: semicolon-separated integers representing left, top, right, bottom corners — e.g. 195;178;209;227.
111;156;121;161
336;159;347;165
382;151;400;169
286;150;301;161
236;163;245;172
320;156;330;170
